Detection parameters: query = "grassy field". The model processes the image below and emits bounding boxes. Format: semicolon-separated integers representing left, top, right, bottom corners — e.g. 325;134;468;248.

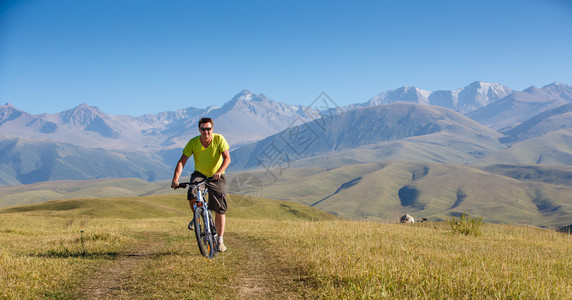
1;194;571;299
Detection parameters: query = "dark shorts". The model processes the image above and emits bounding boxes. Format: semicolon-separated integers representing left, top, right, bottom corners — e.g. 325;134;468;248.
187;171;227;215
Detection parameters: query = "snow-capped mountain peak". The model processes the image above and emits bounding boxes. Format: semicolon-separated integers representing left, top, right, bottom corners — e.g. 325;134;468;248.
359;81;512;113
232;89;255;102
368;86;431;106
58;103;106;126
540;82;572;101
457;81;512;110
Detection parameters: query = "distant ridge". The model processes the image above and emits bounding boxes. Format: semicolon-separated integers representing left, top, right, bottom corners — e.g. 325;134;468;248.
467;82;572;130
500;103;572;143
230;103;502;170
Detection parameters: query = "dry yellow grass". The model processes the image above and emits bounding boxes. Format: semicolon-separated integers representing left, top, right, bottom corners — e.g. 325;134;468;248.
1;195;571;299
262;220;572;299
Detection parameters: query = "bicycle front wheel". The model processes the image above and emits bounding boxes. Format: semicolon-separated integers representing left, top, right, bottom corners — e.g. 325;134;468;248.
194;206;216;258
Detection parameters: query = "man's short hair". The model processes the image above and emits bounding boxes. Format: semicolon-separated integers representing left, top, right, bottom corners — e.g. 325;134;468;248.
198;117;213;128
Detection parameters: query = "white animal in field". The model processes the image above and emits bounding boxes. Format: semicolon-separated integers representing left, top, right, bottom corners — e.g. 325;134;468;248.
400;214;415;223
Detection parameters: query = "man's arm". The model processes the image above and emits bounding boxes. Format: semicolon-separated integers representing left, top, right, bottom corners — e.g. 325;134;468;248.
213;149;231;180
171;154;189;188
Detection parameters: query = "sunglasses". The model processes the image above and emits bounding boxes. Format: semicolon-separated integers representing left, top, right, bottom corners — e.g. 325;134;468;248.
199;127;212;132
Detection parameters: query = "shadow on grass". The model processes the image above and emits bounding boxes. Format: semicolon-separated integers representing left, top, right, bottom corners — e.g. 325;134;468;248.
34;250;120;259
34;249;181;259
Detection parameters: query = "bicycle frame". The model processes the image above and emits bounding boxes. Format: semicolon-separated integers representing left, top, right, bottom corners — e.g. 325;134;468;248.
177;179;218;258
193;182;217;244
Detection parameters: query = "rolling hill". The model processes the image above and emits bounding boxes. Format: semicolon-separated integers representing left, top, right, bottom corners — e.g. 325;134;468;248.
253;160;572;227
481;164;572;187
0;189;336;222
0;178;168;207
484;129;572;166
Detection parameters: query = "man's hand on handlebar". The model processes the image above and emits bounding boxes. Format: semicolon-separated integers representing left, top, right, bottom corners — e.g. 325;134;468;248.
172;177;211;190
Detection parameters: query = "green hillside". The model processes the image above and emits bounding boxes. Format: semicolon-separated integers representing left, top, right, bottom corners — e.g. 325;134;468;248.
0;178;168;208
284;135;502;168
484;129;572;165
482;164;572;186
258;161;572;227
0;192;336;222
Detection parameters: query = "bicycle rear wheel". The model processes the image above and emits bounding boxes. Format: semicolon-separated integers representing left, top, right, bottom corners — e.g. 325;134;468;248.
194;206;216;258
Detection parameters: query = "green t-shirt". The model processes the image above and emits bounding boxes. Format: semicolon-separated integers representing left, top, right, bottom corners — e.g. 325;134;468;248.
182;133;230;177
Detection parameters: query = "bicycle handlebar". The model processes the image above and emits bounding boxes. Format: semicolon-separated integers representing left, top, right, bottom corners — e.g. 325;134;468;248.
174;177;213;190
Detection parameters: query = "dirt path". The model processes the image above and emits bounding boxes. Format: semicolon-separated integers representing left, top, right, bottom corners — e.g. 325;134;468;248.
79;232;165;299
226;233;310;299
78;231;309;299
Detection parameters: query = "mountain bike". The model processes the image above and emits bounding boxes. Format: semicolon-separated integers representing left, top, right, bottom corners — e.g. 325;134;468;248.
176;178;218;258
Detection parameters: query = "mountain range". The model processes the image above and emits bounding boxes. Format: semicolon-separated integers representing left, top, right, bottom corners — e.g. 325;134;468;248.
1;81;571;186
0;90;314;150
0;90;319;184
2;81;572;227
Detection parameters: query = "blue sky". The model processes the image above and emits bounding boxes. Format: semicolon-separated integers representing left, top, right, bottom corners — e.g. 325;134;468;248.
1;0;571;116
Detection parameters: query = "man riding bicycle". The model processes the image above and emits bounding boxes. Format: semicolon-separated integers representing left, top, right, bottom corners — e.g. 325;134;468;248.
171;117;231;252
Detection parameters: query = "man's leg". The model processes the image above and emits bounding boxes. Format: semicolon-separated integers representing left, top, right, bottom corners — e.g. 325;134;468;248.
187;171;204;230
215;212;226;252
187;199;198;230
215;213;225;238
207;175;227;252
